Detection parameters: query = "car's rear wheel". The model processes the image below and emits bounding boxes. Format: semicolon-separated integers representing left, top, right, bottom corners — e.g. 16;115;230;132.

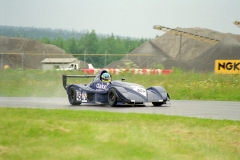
68;86;81;105
152;102;163;106
108;88;117;107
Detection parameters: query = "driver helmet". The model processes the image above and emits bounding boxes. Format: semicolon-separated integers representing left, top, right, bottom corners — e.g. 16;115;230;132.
101;72;111;82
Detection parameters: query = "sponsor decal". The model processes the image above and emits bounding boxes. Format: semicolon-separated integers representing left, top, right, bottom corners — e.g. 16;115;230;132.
81;91;87;102
96;83;109;90
215;60;240;74
76;91;81;101
130;85;146;97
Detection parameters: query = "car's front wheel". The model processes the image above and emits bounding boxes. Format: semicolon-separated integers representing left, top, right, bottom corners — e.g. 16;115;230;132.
68;86;81;105
108;88;117;107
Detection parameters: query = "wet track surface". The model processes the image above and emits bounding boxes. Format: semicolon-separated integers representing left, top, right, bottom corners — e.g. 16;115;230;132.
0;97;239;120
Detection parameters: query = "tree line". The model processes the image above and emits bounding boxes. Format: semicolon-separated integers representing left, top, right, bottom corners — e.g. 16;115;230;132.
0;25;87;39
39;30;148;67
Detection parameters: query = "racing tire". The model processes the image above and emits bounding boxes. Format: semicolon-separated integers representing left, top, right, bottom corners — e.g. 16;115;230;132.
152;102;163;106
108;88;117;107
68;86;81;105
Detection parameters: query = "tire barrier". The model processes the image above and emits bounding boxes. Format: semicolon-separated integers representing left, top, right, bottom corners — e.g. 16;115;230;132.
81;68;173;75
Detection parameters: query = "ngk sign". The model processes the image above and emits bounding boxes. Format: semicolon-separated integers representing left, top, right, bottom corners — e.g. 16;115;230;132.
215;60;240;74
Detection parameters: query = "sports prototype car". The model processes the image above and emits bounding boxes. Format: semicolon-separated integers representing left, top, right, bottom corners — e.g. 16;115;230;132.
62;70;170;107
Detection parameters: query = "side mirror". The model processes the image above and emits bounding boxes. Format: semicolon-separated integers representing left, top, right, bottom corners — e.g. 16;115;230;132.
121;78;125;81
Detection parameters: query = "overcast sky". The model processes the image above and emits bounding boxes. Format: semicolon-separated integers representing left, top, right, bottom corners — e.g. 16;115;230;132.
0;0;239;38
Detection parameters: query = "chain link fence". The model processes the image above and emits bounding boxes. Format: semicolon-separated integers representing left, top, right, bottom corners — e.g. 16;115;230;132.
0;52;73;69
0;52;157;70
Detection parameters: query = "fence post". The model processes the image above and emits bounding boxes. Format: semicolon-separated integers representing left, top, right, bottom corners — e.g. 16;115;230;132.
84;50;86;68
1;53;3;69
22;52;24;69
62;52;64;66
42;51;45;61
105;50;107;67
147;53;149;68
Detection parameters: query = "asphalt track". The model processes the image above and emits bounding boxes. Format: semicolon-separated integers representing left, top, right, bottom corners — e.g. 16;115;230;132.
0;97;239;121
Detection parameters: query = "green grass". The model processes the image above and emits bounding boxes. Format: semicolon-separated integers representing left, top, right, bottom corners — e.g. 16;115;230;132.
0;69;240;101
0;108;239;160
0;69;239;159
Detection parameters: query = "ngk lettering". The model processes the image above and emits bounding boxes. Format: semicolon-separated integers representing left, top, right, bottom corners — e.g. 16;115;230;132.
218;62;240;70
96;83;108;89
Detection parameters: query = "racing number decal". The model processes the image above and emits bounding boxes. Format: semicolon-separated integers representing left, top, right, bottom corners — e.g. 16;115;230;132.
137;88;145;94
131;85;146;97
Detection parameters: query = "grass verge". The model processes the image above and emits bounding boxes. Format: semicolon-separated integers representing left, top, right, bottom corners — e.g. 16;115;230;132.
0;108;239;160
0;69;240;101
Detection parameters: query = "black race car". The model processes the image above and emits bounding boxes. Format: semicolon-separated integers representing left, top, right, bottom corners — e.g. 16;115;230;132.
62;70;170;107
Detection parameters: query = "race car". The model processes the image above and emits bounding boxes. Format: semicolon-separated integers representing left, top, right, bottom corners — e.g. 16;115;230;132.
62;70;170;107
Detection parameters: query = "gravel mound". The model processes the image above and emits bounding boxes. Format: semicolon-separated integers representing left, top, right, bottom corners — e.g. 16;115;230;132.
106;40;172;68
0;36;73;69
188;36;240;72
106;28;240;72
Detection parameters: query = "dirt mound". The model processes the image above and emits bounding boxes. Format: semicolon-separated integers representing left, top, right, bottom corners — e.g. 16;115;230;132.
152;28;240;71
0;36;66;53
151;28;222;61
161;59;190;70
106;28;240;72
188;36;240;72
106;41;172;68
0;36;73;69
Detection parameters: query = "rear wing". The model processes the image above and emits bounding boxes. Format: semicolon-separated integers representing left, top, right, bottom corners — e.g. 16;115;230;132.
62;75;96;89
